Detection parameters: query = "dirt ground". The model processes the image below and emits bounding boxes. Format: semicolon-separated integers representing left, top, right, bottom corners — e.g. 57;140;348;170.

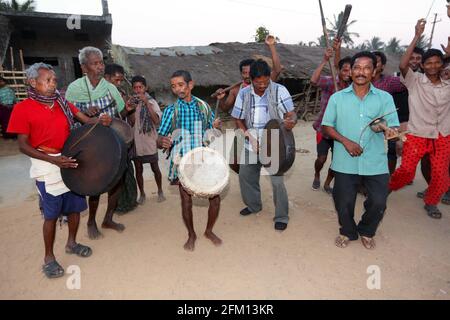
0;122;449;300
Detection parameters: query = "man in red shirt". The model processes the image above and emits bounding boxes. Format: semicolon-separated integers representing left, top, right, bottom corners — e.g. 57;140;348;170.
7;63;111;279
310;40;351;193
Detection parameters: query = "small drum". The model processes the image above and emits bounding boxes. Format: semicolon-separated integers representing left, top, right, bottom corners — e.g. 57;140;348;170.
61;123;127;196
178;147;229;198
110;118;133;145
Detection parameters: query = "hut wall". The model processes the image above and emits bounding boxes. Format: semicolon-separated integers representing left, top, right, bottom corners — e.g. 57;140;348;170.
0;15;12;66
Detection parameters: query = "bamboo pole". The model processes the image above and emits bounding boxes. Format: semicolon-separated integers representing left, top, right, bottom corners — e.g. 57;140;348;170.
318;0;339;92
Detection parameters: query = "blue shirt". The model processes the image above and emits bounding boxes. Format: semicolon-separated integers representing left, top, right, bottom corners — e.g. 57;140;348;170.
321;84;399;176
158;96;214;181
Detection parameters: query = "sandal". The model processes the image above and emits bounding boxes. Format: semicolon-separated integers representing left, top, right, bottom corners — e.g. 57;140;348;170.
361;236;376;250
424;205;442;219
441;191;450;205
65;243;93;257
312;178;320;191
416;189;427;199
335;235;350;248
42;260;64;279
324;186;333;195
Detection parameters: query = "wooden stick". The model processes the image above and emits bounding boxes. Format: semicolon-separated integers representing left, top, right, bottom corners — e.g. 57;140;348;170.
0;70;26;75
19;49;25;71
10;47;14;71
318;0;339;92
210;81;242;98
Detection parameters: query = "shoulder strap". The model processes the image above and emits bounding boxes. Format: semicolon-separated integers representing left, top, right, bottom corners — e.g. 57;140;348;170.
171;101;179;132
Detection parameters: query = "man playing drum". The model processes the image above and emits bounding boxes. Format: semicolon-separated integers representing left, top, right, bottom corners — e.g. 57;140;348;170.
65;47;130;239
231;59;297;231
7;63;112;278
157;70;221;251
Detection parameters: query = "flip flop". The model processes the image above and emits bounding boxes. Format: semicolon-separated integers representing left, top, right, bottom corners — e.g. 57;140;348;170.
441;191;450;205
361;236;376;250
65;243;93;257
417;189;427;199
42;260;64;279
312;179;320;191
324;186;333;195
424;205;442;219
335;235;350;248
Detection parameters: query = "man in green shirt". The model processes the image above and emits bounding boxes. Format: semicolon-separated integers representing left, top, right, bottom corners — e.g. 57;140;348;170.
322;51;399;250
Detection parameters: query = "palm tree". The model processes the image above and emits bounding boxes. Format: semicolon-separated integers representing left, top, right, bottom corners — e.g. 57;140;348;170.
415;35;429;50
327;11;360;47
364;36;385;51
354;42;369;51
316;35;327;48
385;37;403;54
0;0;36;12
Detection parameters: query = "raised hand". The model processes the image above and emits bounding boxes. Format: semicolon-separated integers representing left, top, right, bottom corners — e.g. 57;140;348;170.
415;19;426;38
265;35;276;46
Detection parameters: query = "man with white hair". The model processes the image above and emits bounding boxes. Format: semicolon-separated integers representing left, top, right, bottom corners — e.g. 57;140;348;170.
65;46;131;239
7;63;111;279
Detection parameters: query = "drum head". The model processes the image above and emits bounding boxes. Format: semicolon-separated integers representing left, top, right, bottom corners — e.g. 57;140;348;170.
61;124;127;196
179;147;229;198
261;119;296;176
110;118;133;145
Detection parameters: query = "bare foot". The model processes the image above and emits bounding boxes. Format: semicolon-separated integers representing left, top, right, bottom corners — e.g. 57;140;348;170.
183;234;197;251
87;223;103;240
102;220;125;233
204;231;222;246
157;192;166;203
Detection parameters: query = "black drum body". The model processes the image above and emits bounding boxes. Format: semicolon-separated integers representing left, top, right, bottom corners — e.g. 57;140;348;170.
261;119;296;176
61;124;127;196
110;118;133;146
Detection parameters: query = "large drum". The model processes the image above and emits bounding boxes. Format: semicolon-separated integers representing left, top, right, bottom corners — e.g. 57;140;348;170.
110;118;133;146
61;124;128;196
178;147;229;198
260;119;296;176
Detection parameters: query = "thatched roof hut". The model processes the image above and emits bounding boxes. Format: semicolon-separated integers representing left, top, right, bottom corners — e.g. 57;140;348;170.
111;42;402;106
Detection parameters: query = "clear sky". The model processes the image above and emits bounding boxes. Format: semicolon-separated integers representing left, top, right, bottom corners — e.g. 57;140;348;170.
36;0;449;49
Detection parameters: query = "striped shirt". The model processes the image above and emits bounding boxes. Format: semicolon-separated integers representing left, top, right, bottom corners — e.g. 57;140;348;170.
231;82;294;151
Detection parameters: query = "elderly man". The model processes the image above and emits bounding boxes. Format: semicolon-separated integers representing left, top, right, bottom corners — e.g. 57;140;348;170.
7;63;111;278
322;51;399;250
389;20;450;219
231;59;297;231
65;46;129;239
0;76;17;139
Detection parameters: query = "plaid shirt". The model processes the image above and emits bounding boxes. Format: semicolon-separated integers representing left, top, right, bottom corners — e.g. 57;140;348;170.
158;96;214;181
372;75;406;94
313;76;349;132
73;91;120;127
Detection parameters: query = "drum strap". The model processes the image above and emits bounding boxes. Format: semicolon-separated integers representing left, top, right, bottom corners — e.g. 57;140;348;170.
170;97;211;132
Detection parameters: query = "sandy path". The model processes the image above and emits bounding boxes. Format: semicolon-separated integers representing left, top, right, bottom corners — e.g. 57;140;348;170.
0;123;449;299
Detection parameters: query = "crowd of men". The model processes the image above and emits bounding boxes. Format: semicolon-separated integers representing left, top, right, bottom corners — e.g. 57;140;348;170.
2;7;449;278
